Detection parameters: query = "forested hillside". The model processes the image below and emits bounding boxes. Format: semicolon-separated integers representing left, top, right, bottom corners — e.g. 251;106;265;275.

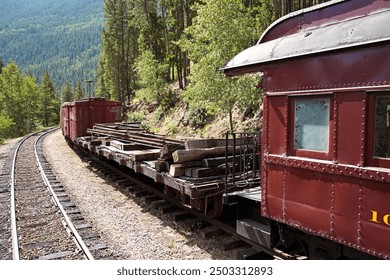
0;0;330;143
0;0;104;89
98;0;330;134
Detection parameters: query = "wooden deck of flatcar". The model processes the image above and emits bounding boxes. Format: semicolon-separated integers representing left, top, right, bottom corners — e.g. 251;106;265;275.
74;122;261;218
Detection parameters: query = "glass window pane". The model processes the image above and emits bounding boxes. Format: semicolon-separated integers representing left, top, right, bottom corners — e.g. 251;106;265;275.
374;96;390;158
294;99;330;152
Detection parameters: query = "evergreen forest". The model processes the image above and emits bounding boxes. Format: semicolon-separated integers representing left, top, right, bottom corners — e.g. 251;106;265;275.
0;0;104;89
0;0;330;143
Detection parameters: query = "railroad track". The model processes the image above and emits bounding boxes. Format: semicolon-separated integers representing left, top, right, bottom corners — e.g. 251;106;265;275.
75;146;294;260
0;129;114;260
0;139;18;260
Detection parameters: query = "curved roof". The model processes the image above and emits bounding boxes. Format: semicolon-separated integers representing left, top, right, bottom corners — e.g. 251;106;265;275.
222;3;390;76
257;0;347;43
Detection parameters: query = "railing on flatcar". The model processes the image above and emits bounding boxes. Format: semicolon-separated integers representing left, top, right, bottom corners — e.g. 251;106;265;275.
224;131;261;193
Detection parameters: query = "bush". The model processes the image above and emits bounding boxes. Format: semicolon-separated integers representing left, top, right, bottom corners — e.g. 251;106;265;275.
0;114;14;144
158;89;177;113
126;111;150;131
185;106;208;129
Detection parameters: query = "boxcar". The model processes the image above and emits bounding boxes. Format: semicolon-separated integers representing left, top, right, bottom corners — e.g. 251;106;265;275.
223;0;390;259
61;98;122;142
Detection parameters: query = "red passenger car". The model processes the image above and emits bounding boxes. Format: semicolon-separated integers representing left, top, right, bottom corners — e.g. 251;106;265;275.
61;98;122;142
223;0;390;259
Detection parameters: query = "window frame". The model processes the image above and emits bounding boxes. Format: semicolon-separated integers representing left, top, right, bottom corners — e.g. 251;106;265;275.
288;95;334;160
367;92;390;169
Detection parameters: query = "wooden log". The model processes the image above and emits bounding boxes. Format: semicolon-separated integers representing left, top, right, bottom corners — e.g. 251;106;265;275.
185;138;226;150
160;143;185;160
184;137;254;150
169;164;185;177
155;160;170;172
172;146;248;163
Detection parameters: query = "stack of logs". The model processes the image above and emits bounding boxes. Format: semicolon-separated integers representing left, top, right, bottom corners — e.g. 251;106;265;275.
158;139;234;178
86;122;256;180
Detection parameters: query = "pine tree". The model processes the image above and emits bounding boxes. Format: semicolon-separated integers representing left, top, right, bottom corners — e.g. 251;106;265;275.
75;81;85;100
40;70;60;127
0;56;3;75
61;82;74;103
161;0;195;89
98;0;137;102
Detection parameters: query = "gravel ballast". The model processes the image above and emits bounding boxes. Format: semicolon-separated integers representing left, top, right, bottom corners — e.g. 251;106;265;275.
42;129;234;260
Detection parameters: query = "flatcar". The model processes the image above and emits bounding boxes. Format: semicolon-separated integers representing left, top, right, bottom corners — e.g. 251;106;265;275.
61;0;390;260
61;98;122;142
222;0;390;259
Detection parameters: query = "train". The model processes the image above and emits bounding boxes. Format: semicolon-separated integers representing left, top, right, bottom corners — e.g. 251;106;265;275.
61;0;390;259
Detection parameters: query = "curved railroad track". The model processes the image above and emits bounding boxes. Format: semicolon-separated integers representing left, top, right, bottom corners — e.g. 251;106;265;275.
0;129;114;260
0;139;18;260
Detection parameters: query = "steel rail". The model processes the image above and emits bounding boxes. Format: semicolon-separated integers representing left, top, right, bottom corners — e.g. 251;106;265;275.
10;136;26;260
10;128;57;259
34;129;94;260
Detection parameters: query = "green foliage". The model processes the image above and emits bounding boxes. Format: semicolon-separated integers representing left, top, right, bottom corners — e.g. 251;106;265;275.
75;81;85;100
0;61;43;138
0;0;104;90
0;56;3;75
98;0;195;102
158;89;177;113
97;0;138;102
135;50;170;108
61;82;74;103
126;110;150;131
185;105;208;129
40;70;60;127
179;0;263;131
0;113;14;144
126;111;146;123
165;123;179;136
1;0;326;141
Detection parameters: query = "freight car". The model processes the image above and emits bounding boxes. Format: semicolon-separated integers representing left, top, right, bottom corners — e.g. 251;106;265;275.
61;98;122;142
222;0;390;259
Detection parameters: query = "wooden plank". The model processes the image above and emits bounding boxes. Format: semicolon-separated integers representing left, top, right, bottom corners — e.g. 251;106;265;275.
160;143;185;160
202;154;253;167
202;156;227;167
185;138;226;150
222;237;247;251
185;167;196;177
184;137;253;150
38;251;73;260
111;140;153;151
154;160;170;172
169;164;185;177
172;146;247;163
179;160;203;168
131;149;161;161
199;226;224;239
191;167;224;178
90;139;102;146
